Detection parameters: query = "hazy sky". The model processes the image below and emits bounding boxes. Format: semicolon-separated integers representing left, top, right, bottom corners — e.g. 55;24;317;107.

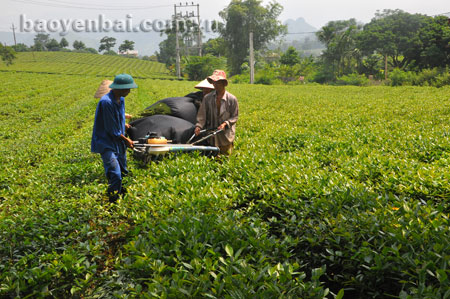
1;0;449;34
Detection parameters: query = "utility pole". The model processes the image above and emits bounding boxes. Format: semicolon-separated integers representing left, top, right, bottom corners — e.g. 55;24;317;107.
174;4;181;79
249;31;254;84
11;23;17;47
196;4;202;56
174;2;202;76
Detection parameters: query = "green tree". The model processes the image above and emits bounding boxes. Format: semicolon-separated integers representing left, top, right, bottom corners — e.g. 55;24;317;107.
59;38;69;48
157;17;200;66
142;55;157;61
85;48;98;54
73;40;86;50
99;36;116;52
280;46;300;66
358;9;427;70
118;40;135;53
184;55;227;80
316;19;362;79
219;0;286;75
46;39;60;51
0;44;17;66
12;43;29;52
33;33;50;51
358;53;384;78
202;37;226;57
157;33;182;66
103;50;117;56
415;16;450;69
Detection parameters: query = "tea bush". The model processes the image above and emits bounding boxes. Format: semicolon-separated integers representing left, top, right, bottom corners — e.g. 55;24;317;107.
388;67;450;87
335;73;369;86
1;72;449;298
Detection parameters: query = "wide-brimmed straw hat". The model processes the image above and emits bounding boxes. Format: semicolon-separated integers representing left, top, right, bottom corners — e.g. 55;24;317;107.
207;70;228;85
109;73;138;89
194;79;215;90
94;79;113;98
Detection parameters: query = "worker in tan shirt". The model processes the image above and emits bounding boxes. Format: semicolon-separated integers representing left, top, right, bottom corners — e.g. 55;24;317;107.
195;70;239;155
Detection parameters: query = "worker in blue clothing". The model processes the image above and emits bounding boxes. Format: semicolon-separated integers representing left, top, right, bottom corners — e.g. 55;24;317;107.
91;74;137;203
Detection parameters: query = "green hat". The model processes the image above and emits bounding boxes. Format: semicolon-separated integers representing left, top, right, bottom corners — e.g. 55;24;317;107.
109;74;138;89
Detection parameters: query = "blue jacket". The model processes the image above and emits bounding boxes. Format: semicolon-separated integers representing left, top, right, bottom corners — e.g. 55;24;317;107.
91;91;126;154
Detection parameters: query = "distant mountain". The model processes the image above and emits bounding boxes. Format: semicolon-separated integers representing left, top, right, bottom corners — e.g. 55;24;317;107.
0;31;35;46
284;18;318;42
267;18;324;56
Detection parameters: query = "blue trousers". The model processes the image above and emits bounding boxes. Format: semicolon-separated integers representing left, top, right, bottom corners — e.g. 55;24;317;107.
101;149;128;194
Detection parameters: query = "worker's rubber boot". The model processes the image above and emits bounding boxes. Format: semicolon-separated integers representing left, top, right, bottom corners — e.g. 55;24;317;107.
107;190;120;204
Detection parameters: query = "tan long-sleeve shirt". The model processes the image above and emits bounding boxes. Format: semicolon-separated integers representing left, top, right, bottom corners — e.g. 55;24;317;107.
195;90;239;146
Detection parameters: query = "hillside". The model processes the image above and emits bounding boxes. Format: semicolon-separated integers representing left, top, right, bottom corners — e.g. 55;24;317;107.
269;18;324;56
0;51;173;79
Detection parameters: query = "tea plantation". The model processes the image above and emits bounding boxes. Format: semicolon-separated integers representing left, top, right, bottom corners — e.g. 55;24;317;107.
0;52;172;79
0;61;449;298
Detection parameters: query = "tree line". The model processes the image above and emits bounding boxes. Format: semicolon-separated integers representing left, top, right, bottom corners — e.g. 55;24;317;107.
156;1;450;86
156;0;286;80
9;34;138;56
315;9;450;84
2;0;449;86
1;34;155;67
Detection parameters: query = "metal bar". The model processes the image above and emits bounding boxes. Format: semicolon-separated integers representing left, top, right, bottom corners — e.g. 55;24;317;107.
191;129;223;145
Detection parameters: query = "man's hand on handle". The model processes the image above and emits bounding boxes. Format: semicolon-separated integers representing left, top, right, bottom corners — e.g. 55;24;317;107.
218;122;227;131
120;134;134;148
124;137;134;149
